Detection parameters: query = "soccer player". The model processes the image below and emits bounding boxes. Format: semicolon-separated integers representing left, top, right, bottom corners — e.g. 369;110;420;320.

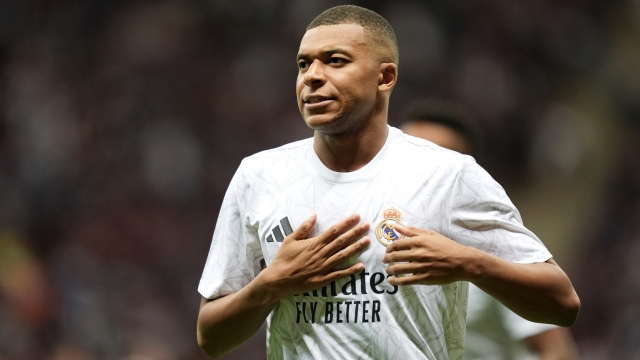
197;5;580;360
401;103;580;360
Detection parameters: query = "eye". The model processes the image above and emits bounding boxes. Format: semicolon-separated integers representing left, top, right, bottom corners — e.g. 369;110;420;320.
298;60;309;70
329;57;346;65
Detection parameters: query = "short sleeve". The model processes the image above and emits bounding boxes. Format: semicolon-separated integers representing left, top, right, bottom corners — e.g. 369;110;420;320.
198;163;263;299
449;157;552;264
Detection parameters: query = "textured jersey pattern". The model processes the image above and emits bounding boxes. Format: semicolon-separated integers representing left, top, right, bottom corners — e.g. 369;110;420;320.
198;127;552;360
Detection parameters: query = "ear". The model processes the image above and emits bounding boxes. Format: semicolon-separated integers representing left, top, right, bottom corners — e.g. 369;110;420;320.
378;63;398;93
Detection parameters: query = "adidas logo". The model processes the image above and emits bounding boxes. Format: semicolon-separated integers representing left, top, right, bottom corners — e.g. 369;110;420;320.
267;217;293;242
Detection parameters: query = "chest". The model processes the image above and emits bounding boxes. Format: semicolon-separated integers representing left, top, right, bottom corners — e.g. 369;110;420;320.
248;172;453;267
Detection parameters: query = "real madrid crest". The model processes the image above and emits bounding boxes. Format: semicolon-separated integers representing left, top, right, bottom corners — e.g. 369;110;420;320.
376;207;404;247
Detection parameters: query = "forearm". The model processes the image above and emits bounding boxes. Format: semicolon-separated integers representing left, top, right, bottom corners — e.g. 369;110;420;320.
196;214;371;357
525;328;580;360
465;250;580;326
197;274;280;358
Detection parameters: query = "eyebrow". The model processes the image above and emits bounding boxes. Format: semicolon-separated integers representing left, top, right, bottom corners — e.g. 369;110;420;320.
296;48;350;62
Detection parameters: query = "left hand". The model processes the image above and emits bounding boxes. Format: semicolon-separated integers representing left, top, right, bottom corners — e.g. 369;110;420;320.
382;225;475;285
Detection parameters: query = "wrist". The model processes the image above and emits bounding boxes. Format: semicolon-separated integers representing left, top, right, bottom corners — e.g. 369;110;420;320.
458;246;490;283
248;268;288;305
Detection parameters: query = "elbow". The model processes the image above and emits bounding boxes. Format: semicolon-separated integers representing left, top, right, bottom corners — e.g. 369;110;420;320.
197;332;226;359
197;322;228;359
557;291;581;327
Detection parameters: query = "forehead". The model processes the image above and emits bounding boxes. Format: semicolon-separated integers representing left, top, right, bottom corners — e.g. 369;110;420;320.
298;24;371;55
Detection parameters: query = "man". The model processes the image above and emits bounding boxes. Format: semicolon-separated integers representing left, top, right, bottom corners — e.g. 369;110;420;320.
401;103;580;360
197;5;579;360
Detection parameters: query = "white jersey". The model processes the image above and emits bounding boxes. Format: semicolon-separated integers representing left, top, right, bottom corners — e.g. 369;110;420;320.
198;126;552;360
464;283;557;360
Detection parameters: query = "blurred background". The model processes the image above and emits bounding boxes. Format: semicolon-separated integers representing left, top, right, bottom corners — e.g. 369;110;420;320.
1;0;639;359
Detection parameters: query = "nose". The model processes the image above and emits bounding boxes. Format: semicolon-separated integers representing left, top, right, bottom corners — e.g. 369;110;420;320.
304;60;326;87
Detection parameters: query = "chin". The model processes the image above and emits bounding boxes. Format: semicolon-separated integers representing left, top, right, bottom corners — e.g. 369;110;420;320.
303;114;341;132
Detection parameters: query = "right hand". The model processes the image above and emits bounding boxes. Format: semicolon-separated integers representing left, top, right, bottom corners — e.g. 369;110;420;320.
256;213;370;300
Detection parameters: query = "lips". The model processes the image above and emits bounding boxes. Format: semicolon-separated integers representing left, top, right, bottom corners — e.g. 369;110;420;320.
303;95;333;108
305;96;327;103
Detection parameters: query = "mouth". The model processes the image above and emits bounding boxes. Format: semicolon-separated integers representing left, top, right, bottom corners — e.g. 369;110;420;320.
303;95;333;105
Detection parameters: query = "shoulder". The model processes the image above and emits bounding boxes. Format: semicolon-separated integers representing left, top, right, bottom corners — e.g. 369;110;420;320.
240;138;312;167
392;128;476;174
236;137;313;180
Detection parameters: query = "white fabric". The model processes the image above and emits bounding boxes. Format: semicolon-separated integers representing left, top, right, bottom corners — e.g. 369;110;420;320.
198;126;552;360
464;283;557;360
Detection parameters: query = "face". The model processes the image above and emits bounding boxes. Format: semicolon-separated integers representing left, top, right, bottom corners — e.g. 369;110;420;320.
296;24;383;134
402;121;470;155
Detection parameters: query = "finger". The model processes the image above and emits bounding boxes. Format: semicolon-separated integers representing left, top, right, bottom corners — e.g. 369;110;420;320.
393;225;436;237
324;236;371;269
385;261;429;275
387;272;450;286
319;262;365;284
382;248;419;263
288;213;317;240
316;214;361;244
387;273;423;286
385;238;413;254
321;221;370;256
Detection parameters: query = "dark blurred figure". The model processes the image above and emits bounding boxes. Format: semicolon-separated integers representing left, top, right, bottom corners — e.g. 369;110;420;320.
401;101;580;360
401;101;479;157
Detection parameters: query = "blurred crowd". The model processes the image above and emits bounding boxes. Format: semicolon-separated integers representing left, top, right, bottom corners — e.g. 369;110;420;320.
1;0;640;359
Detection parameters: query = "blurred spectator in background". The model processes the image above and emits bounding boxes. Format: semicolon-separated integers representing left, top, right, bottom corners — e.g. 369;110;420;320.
0;0;639;358
400;102;479;157
401;101;580;360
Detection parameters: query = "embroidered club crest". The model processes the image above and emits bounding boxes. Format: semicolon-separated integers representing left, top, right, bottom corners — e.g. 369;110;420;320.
375;207;404;247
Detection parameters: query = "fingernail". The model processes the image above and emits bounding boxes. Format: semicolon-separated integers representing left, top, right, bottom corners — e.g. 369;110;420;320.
309;213;317;220
356;263;364;270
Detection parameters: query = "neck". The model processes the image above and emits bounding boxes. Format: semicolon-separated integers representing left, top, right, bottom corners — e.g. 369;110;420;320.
313;112;389;173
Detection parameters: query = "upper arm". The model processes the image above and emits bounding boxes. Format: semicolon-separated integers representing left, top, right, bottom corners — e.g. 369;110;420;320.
199;296;215;310
198;164;263;300
449;157;552;264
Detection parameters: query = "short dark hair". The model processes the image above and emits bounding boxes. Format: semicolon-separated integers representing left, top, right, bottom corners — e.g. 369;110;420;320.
404;101;481;157
307;5;399;65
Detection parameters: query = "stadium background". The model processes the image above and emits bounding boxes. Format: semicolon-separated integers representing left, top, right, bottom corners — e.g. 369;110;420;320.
0;0;639;359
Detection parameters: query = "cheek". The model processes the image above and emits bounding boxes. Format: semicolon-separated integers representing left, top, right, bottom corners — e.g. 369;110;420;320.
295;77;304;95
352;70;380;96
295;80;305;105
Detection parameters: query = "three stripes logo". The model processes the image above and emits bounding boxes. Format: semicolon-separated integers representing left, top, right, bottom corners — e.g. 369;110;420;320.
267;217;293;242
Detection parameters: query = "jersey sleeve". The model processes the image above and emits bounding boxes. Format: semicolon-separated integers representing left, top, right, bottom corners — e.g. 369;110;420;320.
448;157;552;263
198;162;263;299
